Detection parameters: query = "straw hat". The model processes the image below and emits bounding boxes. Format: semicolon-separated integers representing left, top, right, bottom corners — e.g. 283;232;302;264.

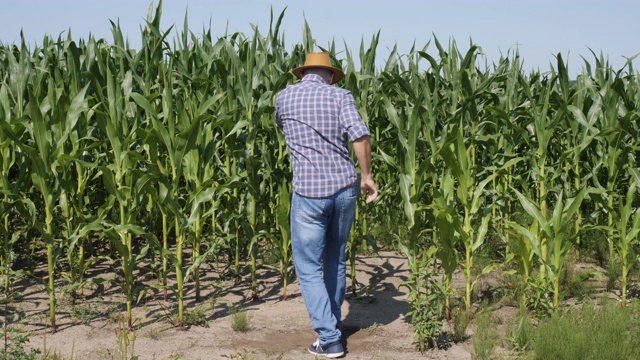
292;52;345;84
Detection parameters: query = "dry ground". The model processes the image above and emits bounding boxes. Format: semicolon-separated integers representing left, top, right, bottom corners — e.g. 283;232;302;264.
5;250;608;359
5;251;475;359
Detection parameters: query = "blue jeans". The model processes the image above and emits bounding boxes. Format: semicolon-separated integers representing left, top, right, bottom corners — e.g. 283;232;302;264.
291;185;357;345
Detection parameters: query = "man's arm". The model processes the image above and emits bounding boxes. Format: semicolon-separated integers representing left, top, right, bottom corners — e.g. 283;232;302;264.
352;135;378;204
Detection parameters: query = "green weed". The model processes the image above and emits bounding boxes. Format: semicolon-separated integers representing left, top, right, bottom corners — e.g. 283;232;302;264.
533;300;640;360
605;261;621;293
452;307;469;343
365;322;383;332
184;306;209;328
69;302;119;324
0;333;41;360
506;308;535;352
471;311;498;360
143;325;169;340
231;308;251;332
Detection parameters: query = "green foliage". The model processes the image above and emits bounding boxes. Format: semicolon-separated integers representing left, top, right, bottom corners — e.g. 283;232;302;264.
184;306;209;328
0;1;639;354
506;308;535;353
605;261;621;293
525;277;555;318
533;300;640;360
559;258;596;301
405;253;446;352
230;308;251;333
471;311;499;360
451;307;469;343
0;334;41;360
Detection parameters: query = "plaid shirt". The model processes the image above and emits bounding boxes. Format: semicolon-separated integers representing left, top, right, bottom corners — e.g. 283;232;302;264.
275;74;370;197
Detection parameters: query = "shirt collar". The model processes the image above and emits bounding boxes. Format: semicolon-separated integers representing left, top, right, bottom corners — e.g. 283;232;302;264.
301;74;329;84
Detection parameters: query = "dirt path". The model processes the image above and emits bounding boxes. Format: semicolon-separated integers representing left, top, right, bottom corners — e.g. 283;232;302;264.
8;252;474;359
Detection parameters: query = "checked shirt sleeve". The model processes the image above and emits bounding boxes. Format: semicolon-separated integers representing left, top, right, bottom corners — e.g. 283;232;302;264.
275;93;284;129
340;91;370;142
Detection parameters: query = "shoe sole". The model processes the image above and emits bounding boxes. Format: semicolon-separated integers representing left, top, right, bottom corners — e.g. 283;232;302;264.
308;349;344;358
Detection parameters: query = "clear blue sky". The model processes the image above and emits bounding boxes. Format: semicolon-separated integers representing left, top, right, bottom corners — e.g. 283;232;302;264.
1;0;638;78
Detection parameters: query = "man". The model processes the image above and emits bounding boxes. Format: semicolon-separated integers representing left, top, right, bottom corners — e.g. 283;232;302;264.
275;52;378;358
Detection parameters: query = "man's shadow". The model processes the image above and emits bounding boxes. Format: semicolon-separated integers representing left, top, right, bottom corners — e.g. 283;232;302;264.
340;254;410;351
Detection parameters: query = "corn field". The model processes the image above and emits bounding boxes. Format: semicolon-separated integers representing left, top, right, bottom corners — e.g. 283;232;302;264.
1;2;639;349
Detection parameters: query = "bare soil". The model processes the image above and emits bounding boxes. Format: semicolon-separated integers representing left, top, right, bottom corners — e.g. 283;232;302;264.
6;250;601;360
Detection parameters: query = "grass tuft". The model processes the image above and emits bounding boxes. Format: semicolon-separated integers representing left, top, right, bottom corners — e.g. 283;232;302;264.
184;306;209;328
143;325;169;340
451;307;469;343
231;308;251;332
533;299;640;360
506;308;535;353
471;311;498;360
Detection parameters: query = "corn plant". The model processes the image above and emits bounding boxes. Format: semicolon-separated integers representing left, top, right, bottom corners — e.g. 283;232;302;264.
564;79;600;253
11;36;93;332
342;32;384;293
182;124;218;303
0;40;31;295
517;71;555;280
262;112;294;300
615;170;640;305
49;39;109;298
590;169;640;305
511;186;588;308
380;49;444;347
172;18;215;303
431;170;459;319
2;3;640;353
133;74;203;328
433;43;511;316
222;27;279;301
437;124;499;317
380;53;434;270
485;52;528;252
89;33;160;330
592;76;636;265
171;85;225;305
0;78;31;294
266;118;295;299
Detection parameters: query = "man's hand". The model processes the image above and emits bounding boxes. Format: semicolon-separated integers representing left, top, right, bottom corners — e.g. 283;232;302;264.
361;175;378;204
353;135;377;204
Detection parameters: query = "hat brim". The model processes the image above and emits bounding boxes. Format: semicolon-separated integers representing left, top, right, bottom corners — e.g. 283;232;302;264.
292;65;345;84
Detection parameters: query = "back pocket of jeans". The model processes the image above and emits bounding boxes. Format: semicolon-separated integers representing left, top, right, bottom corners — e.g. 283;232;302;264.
295;197;329;224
